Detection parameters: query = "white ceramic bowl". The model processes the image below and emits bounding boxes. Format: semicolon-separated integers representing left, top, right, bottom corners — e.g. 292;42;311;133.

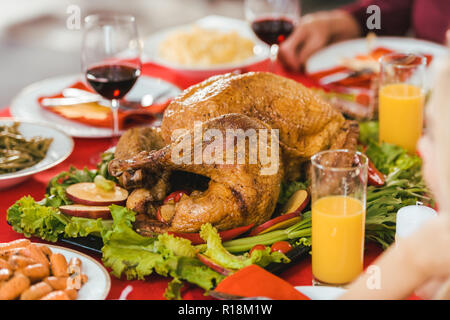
143;15;270;79
0;118;74;190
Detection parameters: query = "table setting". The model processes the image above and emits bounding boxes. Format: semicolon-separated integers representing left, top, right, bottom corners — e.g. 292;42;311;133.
1;0;449;302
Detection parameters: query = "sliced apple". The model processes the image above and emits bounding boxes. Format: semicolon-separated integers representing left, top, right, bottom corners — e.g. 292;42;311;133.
281;189;309;215
59;204;112;219
196;253;234;276
163;190;190;204
66;182;128;206
249;211;301;236
156;204;176;224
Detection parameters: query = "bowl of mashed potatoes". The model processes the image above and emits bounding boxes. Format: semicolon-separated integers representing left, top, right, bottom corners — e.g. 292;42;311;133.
143;16;270;78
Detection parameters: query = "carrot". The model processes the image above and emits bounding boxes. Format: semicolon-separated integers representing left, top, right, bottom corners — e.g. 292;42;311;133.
20;282;53;300
50;253;68;277
0;272;30;300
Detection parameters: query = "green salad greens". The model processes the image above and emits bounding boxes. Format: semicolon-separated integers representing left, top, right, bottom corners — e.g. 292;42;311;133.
5;125;431;298
101;205;224;299
7;196;111;242
199;223;290;269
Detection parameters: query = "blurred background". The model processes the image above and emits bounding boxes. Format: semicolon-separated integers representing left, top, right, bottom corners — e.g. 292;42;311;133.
0;0;353;108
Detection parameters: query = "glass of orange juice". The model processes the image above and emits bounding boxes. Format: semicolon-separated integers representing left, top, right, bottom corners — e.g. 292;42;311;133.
378;53;427;153
311;149;368;286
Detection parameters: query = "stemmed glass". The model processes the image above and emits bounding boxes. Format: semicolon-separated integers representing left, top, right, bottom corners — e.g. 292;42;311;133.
81;14;142;142
245;0;301;73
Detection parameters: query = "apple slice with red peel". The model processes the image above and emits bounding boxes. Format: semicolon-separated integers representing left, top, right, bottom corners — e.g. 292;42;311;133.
66;182;128;206
163;190;190;204
249;211;301;237
156;204;176;224
59;204;112;219
196;253;234;276
281;189;309;215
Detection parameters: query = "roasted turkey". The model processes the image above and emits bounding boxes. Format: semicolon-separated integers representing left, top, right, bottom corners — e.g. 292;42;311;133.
110;113;283;233
162;72;350;181
109;72;359;234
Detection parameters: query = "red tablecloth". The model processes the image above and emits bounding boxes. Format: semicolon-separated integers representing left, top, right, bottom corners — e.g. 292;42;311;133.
0;61;385;300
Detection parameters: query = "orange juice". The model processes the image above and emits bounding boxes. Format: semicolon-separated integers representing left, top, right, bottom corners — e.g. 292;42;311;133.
379;83;424;153
312;195;365;285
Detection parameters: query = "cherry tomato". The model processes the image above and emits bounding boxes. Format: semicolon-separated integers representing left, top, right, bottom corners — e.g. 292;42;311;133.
249;244;266;255
270;241;292;254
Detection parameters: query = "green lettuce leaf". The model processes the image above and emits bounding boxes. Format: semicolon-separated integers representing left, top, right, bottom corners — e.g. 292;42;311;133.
101;205;224;296
358;121;379;145
7;196;69;242
96;151;117;182
44;155;116;208
65;217;112;238
199;223;289;270
6;196;111;242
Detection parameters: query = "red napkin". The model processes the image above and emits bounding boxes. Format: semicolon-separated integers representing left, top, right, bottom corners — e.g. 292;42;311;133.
213;265;310;300
37;81;170;129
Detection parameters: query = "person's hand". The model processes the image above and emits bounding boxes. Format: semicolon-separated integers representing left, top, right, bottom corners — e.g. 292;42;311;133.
279;10;361;71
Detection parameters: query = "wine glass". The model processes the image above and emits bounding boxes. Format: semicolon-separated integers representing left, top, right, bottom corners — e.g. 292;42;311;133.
245;0;301;73
81;14;142;141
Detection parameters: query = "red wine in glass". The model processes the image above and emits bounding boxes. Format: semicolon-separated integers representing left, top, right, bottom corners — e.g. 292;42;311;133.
251;17;294;46
86;64;140;100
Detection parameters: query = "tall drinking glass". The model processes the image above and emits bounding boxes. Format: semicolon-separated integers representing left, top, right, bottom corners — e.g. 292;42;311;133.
311;149;368;286
245;0;300;73
378;53;426;153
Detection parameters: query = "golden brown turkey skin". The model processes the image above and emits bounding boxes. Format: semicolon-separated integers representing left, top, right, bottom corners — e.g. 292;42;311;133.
114;127;170;217
109;113;283;233
161;72;346;180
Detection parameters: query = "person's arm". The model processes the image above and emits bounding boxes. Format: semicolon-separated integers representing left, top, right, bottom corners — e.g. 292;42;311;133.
340;214;450;300
342;0;414;37
279;0;416;71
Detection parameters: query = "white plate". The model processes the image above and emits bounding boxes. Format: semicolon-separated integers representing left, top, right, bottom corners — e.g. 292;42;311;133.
0;118;74;190
10;74;181;138
295;286;347;300
306;37;448;88
143;15;270;77
41;244;111;300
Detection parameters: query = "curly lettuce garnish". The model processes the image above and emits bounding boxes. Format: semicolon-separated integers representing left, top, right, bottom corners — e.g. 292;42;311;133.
101;205;224;299
199;223;290;270
6;196;109;242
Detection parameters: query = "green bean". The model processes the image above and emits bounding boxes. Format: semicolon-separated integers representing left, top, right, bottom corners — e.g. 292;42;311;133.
0;122;53;174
